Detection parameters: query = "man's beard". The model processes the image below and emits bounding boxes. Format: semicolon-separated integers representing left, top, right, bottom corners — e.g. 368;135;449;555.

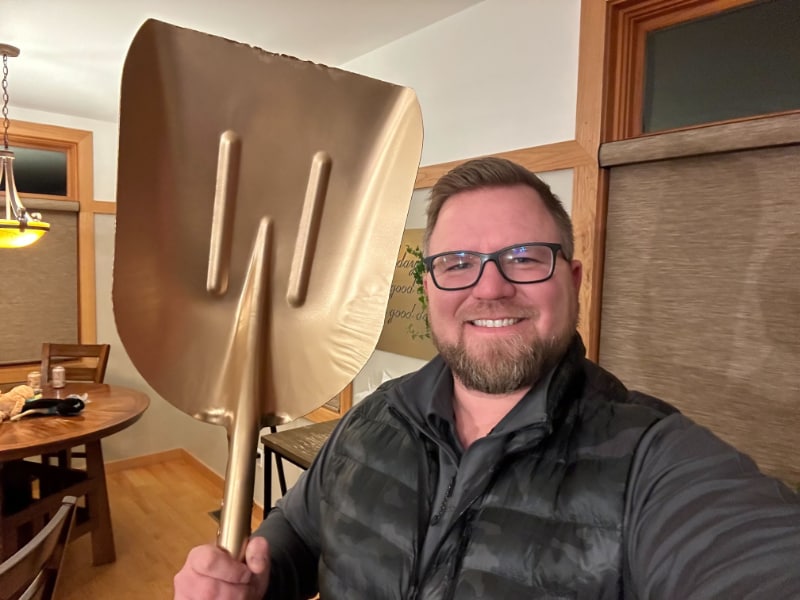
431;302;578;395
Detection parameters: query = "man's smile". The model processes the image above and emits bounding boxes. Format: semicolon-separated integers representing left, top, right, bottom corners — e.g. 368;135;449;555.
468;318;523;328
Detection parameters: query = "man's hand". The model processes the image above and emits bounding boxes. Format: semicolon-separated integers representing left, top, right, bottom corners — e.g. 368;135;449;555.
174;536;270;599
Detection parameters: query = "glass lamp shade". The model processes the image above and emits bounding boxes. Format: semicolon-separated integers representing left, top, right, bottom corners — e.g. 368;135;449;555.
2;148;51;248
0;218;50;248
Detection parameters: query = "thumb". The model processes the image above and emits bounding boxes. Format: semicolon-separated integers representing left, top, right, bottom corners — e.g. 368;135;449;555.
244;535;270;575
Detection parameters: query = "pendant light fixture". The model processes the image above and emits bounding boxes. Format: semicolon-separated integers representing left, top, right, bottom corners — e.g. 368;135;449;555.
0;43;50;249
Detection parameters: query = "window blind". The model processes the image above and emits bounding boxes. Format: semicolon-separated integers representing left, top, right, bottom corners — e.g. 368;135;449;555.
599;119;800;483
0;199;79;365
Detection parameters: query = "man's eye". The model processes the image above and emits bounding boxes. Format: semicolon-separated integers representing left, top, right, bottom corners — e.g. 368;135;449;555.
509;255;537;264
444;260;474;272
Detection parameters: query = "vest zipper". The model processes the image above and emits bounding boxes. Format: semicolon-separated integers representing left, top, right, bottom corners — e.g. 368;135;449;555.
420;445;536;597
444;516;474;600
388;408;545;597
430;475;456;525
414;481;487;592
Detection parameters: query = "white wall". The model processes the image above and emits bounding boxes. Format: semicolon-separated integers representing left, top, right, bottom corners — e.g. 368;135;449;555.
343;0;580;166
13;0;582;507
344;0;581;397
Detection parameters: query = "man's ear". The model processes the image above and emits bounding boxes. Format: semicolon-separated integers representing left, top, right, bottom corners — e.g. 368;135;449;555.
570;259;583;293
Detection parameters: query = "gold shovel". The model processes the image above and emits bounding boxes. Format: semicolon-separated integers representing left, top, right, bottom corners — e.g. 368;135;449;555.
112;19;423;558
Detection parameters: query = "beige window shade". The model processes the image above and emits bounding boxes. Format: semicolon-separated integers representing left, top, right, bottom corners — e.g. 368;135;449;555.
0;200;79;365
599;118;800;484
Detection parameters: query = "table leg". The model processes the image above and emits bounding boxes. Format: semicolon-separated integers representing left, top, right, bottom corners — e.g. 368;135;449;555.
275;457;287;497
263;447;273;520
84;440;116;565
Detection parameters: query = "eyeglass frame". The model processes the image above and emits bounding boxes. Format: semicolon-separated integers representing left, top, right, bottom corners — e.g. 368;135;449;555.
422;242;565;291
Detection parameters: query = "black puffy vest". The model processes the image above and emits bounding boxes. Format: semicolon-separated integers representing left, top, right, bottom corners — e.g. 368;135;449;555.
317;343;672;599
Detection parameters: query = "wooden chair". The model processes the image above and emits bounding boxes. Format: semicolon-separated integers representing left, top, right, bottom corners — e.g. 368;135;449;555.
40;343;110;386
40;343;110;470
0;496;77;600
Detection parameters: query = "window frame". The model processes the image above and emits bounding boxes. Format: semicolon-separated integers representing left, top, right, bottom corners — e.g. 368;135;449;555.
0;120;99;385
604;0;767;142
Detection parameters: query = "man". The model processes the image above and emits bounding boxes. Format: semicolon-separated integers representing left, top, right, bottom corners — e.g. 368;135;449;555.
175;157;800;599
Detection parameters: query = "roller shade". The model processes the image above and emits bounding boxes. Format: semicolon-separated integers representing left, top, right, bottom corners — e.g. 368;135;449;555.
599;117;800;483
0;199;79;365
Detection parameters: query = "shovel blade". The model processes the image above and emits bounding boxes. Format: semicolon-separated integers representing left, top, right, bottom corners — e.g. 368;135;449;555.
113;19;423;427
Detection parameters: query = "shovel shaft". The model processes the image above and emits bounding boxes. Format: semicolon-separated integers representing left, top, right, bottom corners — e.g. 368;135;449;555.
217;217;272;560
218;400;260;560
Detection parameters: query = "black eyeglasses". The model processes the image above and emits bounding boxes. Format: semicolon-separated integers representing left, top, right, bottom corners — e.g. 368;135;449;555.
423;242;563;291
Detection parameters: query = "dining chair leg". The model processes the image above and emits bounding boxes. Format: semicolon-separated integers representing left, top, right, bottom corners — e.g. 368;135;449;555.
84;441;116;565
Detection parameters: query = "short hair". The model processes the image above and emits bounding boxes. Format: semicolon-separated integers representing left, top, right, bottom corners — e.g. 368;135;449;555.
423;156;574;260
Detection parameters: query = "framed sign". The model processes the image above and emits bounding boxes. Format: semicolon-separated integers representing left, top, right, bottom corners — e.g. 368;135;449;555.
375;229;436;361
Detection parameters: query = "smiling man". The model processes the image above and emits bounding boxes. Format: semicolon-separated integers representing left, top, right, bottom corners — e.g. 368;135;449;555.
175;157;800;600
422;178;582;445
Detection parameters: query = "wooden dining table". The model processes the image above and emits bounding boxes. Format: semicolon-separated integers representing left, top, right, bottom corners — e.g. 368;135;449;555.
0;382;149;564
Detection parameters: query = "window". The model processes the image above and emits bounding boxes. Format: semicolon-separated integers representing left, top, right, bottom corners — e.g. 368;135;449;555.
643;0;800;133
0;146;67;196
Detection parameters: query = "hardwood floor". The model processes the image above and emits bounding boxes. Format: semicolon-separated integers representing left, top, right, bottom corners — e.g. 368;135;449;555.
57;456;262;599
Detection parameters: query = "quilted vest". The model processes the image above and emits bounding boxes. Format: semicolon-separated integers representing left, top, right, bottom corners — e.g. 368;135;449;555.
316;351;671;599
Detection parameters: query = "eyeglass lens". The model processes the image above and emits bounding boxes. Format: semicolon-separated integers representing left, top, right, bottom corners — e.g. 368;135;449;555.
429;244;556;289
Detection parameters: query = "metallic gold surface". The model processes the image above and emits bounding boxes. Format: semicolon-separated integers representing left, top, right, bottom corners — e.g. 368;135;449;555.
207;130;241;296
113;20;423;555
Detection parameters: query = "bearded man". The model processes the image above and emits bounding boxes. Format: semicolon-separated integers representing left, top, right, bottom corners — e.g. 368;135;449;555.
175;157;800;600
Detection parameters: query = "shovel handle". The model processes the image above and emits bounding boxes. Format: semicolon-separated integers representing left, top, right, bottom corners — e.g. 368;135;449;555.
217;406;260;560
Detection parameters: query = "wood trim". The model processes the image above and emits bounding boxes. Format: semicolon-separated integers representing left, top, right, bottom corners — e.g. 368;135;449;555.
304;382;354;423
89;200;117;214
605;0;756;142
600;111;800;167
17;192;78;204
77;210;97;343
76;132;97;344
7;120;98;346
414;141;589;189
0;363;37;387
104;448;188;474
575;0;605;154
571;0;609;360
572;164;608;358
5;120;91;159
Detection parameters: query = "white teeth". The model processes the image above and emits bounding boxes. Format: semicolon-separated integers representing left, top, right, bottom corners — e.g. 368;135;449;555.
471;318;520;328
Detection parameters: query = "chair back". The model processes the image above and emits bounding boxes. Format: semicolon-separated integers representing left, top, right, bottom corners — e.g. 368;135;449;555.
0;496;77;600
41;343;110;385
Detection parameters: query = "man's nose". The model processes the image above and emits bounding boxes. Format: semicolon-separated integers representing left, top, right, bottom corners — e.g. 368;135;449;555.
472;260;515;298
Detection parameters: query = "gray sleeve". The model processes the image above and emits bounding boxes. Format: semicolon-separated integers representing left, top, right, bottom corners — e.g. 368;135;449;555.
252;415;353;600
624;413;800;600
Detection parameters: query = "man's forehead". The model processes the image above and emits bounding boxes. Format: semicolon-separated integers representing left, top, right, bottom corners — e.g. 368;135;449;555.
433;186;554;235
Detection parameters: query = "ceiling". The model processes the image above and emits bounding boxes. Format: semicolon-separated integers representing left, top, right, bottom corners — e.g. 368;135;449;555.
1;0;483;123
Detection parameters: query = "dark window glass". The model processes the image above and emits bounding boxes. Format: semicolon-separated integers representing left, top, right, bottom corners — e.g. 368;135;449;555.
0;146;68;196
643;0;800;133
